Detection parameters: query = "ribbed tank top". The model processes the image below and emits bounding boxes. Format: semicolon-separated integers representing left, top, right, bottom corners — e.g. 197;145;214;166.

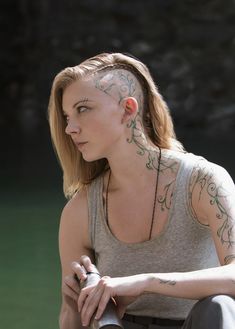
87;152;219;320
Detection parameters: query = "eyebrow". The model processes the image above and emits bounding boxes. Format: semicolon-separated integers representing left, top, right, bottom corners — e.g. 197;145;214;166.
62;98;92;116
72;98;90;108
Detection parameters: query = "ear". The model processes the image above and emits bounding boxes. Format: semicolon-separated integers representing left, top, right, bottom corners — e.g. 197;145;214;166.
121;97;138;123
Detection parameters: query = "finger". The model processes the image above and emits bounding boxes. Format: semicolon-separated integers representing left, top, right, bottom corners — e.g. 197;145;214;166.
77;286;91;312
80;255;97;273
62;280;79;301
64;275;80;294
71;261;87;282
81;286;104;326
95;291;111;320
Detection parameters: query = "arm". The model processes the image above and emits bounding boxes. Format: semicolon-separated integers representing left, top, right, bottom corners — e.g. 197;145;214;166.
77;161;235;325
59;188;94;329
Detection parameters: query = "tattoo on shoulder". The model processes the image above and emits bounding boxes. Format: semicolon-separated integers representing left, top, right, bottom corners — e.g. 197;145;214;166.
189;160;235;248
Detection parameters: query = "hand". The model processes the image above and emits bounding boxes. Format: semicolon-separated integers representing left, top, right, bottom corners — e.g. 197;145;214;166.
78;274;146;326
62;255;97;310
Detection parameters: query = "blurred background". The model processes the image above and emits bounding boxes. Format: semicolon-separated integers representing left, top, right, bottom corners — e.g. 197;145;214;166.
1;0;235;328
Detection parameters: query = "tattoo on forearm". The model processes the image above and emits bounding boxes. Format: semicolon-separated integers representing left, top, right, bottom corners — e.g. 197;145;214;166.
224;254;235;265
189;162;235;248
159;278;176;286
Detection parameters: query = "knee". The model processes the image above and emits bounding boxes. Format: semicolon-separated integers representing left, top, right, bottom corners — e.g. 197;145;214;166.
203;294;234;312
192;294;235;322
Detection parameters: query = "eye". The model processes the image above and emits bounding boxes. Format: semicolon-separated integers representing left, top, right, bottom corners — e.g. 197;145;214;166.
77;106;89;114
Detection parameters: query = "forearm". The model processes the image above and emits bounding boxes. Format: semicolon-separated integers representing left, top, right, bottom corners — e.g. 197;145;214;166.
142;264;235;300
59;305;84;329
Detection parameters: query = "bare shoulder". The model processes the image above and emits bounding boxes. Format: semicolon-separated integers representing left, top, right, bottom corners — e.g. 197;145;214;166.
61;187;88;226
189;156;235;227
189;157;235;204
160;149;182;174
59;187;93;276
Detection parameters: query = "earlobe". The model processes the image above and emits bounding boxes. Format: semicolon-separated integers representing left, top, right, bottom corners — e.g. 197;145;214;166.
121;97;138;123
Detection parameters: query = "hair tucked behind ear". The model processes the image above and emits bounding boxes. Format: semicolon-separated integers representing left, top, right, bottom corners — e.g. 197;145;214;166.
48;52;184;198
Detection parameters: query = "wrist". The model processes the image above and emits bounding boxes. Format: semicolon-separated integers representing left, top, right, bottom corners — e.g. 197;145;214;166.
141;273;156;294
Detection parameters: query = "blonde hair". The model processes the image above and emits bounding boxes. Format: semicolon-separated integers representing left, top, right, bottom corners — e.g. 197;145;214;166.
48;52;184;198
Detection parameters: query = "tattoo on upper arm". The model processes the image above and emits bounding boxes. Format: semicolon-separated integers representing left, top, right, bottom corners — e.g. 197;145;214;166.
189;161;235;248
224;254;235;265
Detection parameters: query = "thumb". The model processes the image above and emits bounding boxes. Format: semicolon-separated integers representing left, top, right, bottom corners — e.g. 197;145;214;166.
80;255;98;273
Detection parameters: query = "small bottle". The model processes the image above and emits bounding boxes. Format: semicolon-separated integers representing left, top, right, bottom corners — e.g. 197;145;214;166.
79;271;124;329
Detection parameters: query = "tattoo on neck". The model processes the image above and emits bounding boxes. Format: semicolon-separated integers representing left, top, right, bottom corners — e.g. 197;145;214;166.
127;113;179;211
126;114;160;170
126;114;178;172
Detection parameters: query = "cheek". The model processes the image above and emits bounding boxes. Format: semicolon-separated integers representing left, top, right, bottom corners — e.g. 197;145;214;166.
92;116;121;135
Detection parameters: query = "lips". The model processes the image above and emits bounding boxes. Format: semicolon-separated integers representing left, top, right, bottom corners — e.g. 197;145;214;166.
75;141;88;150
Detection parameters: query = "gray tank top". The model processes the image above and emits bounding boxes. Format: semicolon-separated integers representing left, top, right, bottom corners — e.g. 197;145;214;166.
87;152;219;320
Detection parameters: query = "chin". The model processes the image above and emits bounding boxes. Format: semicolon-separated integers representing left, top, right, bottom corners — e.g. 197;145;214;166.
81;153;105;163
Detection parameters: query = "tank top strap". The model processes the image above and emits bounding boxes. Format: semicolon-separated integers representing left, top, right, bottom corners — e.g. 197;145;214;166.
173;152;206;224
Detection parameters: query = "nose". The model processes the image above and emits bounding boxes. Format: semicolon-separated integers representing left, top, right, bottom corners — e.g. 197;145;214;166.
65;120;81;135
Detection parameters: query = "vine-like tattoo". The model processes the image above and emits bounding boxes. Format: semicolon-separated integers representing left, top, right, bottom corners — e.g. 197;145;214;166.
224;254;235;265
93;68;180;213
127;114;179;211
93;69;143;111
189;161;235;248
158;180;176;211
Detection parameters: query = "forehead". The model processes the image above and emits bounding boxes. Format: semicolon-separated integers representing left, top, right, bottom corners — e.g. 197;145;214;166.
62;68;139;110
62;78;105;108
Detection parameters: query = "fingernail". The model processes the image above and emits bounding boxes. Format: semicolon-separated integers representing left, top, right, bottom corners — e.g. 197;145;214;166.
71;261;78;268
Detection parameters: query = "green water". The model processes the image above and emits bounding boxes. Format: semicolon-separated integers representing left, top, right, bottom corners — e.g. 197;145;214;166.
0;185;65;329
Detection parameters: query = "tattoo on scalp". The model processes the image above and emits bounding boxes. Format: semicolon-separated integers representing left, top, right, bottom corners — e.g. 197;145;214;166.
93;69;143;111
189;161;235;248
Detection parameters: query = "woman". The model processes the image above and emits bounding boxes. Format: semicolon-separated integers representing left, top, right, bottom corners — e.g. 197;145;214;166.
48;52;235;329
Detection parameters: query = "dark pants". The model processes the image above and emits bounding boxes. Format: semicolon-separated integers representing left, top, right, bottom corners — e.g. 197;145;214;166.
122;295;235;329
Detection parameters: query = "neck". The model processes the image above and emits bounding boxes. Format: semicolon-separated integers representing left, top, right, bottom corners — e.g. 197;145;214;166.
107;138;161;191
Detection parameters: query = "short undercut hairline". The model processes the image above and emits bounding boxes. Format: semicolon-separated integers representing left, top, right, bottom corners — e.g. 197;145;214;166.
88;65;146;114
